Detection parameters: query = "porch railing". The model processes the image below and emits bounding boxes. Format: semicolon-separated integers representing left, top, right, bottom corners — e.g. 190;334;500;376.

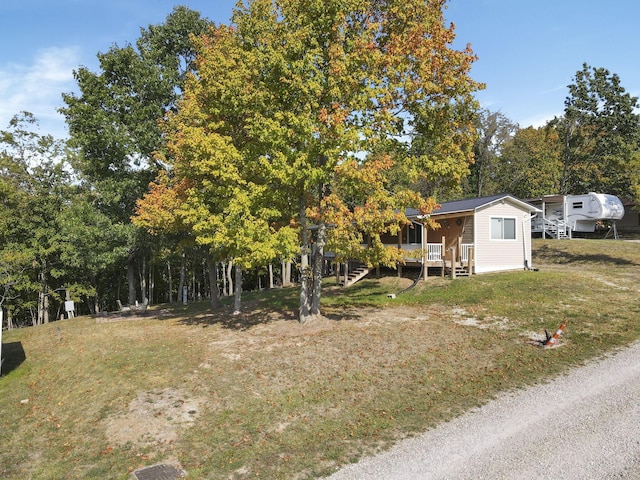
355;242;474;263
424;243;474;263
460;243;473;263
427;243;443;262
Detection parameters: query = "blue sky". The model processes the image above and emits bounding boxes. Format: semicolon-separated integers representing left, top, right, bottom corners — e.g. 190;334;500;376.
1;0;639;139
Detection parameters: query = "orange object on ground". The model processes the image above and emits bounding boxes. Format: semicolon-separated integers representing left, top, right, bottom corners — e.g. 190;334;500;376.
544;322;567;346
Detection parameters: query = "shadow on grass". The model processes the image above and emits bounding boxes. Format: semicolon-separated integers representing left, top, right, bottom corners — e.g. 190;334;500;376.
1;341;26;376
177;303;298;330
534;244;638;266
169;284;367;330
175;302;362;330
322;278;413;308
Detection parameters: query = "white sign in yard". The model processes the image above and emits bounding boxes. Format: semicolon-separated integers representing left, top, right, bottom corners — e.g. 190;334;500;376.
65;301;75;318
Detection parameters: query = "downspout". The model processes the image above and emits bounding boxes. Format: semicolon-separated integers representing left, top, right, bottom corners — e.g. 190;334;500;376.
522;213;537;270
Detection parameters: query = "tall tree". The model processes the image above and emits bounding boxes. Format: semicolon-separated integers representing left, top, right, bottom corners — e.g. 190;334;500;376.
158;0;481;323
466;109;518;197
132;171;224;308
57;191;132;313
60;7;212;305
496;126;562;198
559;63;640;197
0;112;71;325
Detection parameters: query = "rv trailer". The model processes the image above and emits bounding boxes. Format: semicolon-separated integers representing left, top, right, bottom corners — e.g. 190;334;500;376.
530;193;624;239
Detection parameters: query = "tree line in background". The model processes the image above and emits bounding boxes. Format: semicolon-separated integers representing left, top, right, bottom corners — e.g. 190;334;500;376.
1;2;639;328
468;63;640;201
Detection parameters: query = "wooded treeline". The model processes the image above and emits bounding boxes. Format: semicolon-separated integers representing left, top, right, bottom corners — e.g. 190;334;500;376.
1;2;639;327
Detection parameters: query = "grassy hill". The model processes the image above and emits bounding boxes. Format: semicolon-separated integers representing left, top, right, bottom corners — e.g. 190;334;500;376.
1;239;639;479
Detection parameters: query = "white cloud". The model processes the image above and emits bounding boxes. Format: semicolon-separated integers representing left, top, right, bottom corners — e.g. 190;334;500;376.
519;112;562;129
0;46;81;138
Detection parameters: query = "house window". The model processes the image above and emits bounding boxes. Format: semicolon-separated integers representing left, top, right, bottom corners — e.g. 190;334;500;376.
491;217;516;240
408;222;422;244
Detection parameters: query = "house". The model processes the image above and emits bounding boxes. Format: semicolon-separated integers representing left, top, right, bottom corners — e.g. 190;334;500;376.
528;193;625;239
375;194;542;278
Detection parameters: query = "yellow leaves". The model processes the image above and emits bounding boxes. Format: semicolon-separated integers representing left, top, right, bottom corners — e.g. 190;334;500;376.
133;0;483;287
316;154;437;267
132;171;189;235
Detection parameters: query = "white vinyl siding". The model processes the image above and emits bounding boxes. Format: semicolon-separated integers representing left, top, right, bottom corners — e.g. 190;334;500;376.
474;202;532;273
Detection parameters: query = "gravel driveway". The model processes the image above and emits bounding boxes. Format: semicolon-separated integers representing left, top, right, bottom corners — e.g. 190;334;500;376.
325;341;640;480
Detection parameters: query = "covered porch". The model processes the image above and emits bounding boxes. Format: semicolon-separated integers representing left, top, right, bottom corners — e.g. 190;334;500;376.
334;215;475;286
390;217;475;279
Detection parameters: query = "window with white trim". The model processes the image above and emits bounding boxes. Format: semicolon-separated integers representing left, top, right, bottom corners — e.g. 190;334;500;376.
490;217;516;240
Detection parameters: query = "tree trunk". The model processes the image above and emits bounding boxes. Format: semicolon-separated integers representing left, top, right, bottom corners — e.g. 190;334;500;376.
310;222;327;315
233;264;242;315
269;264;274;289
167;260;173;303
227;260;233;297
38;268;49;325
140;256;148;305
221;262;227;296
205;251;221;308
299;203;312;322
178;250;186;304
281;260;287;287
192;267;197;301
149;261;154;306
127;255;137;306
43;290;49;324
200;258;206;301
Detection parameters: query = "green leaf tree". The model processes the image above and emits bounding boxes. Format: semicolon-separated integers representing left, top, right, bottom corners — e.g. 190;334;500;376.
158;0;481;322
465;109;518;197
60;7;212;306
496;126;562;198
559;63;640;197
0;112;72;326
57;191;133;313
133;170;224;308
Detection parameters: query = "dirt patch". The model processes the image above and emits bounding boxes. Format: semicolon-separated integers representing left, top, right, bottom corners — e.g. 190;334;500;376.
450;307;511;330
589;275;630;290
105;388;204;448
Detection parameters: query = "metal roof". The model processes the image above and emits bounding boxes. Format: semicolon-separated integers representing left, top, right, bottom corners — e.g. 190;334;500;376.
407;194;541;219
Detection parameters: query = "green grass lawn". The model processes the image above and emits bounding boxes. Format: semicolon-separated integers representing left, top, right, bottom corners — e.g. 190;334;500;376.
1;239;638;479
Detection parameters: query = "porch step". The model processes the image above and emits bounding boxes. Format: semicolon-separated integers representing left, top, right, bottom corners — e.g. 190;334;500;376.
454;267;470;277
341;265;371;287
444;266;470;277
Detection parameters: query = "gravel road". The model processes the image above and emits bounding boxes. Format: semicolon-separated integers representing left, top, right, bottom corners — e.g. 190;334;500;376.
324;341;640;480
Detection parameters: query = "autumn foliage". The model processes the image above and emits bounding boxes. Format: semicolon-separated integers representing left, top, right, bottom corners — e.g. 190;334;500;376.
134;0;481;321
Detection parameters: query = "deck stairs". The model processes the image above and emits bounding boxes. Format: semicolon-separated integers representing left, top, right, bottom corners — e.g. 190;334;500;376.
341;264;371;287
444;264;470;277
454;265;470;277
542;218;570;239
